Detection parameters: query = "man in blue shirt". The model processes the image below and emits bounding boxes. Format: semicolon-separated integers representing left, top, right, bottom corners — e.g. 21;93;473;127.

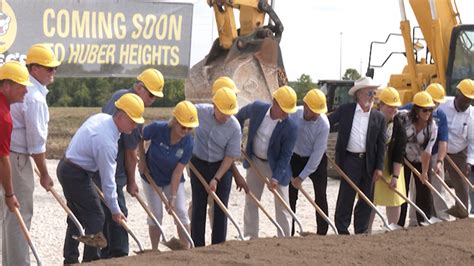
400;83;449;222
289;89;330;235
236;85;298;239
93;68;164;259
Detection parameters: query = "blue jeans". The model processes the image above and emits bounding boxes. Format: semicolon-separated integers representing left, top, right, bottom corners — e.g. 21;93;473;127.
190;156;232;246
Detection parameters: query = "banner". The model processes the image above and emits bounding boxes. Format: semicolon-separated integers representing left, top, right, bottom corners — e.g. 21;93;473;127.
0;0;193;78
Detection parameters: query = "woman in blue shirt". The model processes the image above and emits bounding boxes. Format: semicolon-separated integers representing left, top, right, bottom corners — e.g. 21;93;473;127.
139;100;199;250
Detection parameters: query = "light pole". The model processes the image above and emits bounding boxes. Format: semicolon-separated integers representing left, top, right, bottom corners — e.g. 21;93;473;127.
339;32;343;79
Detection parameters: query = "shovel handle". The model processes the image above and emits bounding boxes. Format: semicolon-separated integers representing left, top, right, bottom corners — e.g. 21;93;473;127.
34;167;86;236
247;191;286;237
189;162;246;241
430;168;468;212
403;159;449;208
379;177;432;224
93;184;145;252
327;156;393;231
298;186;338;235
241;150;305;234
13;208;42;266
134;193;168;242
445;155;474;190
143;172;195;248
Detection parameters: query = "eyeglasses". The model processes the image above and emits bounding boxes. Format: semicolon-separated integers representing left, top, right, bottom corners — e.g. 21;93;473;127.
421;108;433;113
180;125;193;131
367;91;376;97
38;65;57;72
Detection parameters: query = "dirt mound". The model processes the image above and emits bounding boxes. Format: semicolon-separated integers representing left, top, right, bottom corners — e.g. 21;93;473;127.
89;219;474;265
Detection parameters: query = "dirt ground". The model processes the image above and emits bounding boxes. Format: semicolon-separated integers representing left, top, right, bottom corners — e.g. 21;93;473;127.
90;219;474;265
0;160;472;265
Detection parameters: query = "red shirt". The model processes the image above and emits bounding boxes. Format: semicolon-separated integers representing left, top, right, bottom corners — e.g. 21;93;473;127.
0;93;12;156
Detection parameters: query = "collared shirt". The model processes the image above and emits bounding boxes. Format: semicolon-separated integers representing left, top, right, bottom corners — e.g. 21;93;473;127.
346;103;370;153
10;76;49;154
142;121;193;186
65;113;121;214
439;98;474;164
253;109;279;160
193;104;241;162
290;106;330;180
398;110;438;163
0;93;12;156
102;88;142;186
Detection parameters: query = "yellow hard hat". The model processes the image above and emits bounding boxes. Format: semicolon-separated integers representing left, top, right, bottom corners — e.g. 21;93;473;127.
273;85;297;114
413;91;435;108
212;87;239;115
173;100;199;128
212;76;239;95
0;61;33;86
425;83;446;103
114;93;145;124
137;68;164;98
378;87;401;107
457;79;474;99
25;44;61;67
303;89;327;114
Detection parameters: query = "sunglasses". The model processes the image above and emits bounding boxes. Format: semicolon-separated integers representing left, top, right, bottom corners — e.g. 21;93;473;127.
180;125;193;131
38;65;57;72
421;108;433;113
367;91;376;97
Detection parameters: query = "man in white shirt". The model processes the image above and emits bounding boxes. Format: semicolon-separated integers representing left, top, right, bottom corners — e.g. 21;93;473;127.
439;79;474;219
3;44;59;266
57;93;144;264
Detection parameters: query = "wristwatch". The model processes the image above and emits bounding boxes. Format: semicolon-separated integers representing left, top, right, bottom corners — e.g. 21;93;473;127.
392;175;399;179
436;159;444;165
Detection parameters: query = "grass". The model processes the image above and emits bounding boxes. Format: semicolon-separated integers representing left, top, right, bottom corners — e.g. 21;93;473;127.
47;107;173;159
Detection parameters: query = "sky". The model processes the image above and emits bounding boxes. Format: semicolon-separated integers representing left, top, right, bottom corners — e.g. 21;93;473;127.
186;0;474;86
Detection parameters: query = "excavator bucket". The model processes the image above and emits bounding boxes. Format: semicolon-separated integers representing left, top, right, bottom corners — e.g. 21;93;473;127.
185;31;287;107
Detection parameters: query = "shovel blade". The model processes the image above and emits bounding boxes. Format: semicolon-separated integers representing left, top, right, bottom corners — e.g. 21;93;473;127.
72;232;107;248
163;237;187;250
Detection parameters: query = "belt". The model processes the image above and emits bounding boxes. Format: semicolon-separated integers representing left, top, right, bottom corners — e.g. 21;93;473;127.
346;151;366;159
254;155;268;162
63;157;84;170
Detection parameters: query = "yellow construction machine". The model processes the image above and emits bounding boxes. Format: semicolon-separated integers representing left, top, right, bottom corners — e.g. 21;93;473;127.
185;0;287;106
366;0;474;103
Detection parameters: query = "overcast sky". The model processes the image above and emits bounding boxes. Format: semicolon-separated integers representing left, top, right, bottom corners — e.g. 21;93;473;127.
188;0;474;85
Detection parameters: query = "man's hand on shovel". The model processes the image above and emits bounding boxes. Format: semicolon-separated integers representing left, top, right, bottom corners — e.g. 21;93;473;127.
112;212;127;225
5;194;20;212
127;180;139;197
291;177;303;189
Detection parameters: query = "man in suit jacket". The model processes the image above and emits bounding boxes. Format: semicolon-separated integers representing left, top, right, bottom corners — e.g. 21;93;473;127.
235;86;298;238
328;77;386;234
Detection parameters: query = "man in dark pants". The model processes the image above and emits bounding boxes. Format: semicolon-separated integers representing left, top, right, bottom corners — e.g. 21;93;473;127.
57;93;144;264
190;87;244;246
289;89;330;236
328;77;385;235
95;68;164;258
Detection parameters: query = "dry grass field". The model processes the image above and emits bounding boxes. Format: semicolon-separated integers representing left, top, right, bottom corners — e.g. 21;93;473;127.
47;107;173;159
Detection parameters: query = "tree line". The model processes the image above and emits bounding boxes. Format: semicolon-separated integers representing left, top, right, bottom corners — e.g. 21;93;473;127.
47;68;360;107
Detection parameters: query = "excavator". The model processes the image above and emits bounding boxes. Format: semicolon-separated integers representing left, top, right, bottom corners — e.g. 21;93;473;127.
366;0;474;103
185;0;286;106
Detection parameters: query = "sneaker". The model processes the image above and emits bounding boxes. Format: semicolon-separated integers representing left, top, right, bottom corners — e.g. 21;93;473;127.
445;205;468;219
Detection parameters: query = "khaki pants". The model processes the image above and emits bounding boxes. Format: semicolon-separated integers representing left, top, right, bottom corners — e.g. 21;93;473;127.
243;158;290;238
2;152;34;266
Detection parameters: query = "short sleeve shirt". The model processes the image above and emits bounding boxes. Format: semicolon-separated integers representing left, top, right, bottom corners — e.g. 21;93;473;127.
142;121;193;186
0;93;12;156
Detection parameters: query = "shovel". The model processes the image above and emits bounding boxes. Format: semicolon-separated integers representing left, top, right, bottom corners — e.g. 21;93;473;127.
93;184;146;254
378;178;434;226
134;193;188;250
13;207;42;266
34;168;107;247
298;185;338;235
430;168;468;213
327;156;399;231
445;155;474;191
241;150;310;236
403;159;450;212
189;162;248;241
143;171;195;248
